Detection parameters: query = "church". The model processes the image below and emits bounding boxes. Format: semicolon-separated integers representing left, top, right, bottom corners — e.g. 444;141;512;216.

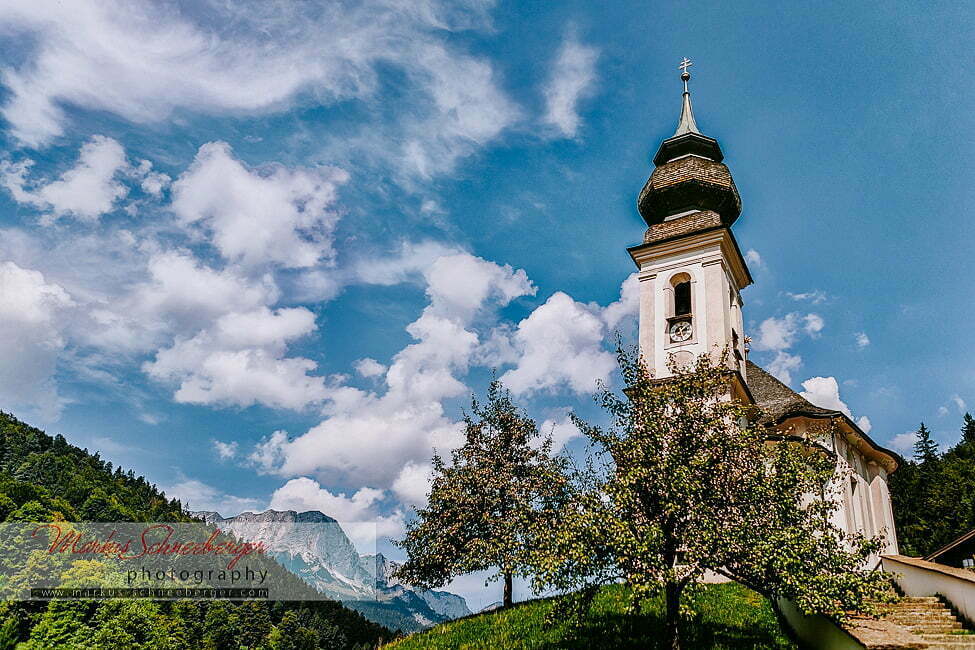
626;60;900;557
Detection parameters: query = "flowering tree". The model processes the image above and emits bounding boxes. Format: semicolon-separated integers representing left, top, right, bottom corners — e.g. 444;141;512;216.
395;380;571;608
530;347;892;650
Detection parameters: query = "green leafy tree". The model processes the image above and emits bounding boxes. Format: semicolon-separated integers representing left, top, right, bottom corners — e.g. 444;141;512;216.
532;348;892;650
913;423;939;465
395;379;572;608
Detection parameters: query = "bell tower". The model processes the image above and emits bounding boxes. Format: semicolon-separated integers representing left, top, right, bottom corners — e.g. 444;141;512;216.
627;59;752;380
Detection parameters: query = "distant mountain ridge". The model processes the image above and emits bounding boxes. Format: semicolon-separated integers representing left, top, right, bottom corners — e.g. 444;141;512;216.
192;508;471;631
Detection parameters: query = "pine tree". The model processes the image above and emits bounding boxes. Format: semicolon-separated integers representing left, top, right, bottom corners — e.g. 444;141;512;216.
962;413;975;446
913;423;939;464
395;380;572;608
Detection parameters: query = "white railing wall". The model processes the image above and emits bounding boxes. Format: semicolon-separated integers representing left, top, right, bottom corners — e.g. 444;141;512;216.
882;555;975;625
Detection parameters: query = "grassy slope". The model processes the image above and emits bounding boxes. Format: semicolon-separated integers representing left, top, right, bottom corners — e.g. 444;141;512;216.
385;582;796;650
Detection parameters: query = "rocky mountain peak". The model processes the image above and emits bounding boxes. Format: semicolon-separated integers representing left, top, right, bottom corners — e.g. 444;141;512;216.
188;508;471;631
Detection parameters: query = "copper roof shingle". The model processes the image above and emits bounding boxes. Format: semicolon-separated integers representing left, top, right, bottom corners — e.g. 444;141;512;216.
745;360;836;424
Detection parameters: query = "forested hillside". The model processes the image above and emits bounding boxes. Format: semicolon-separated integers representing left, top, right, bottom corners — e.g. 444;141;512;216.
890;414;975;557
0;410;391;649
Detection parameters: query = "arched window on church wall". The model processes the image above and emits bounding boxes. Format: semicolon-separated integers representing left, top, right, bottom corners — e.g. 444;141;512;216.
668;272;692;318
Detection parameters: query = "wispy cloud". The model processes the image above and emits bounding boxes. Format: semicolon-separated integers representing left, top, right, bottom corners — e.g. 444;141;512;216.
889;431;918;453
162;477;261;517
744;249;763;267
935;395;967;418
786;290;828;304
0;2;521;181
541;31;599;138
952;394;967;414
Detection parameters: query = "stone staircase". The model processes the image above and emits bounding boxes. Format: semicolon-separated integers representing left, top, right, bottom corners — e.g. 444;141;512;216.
881;596;975;648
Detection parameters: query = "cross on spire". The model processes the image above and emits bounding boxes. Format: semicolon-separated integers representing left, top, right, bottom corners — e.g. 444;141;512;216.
678;57;692;93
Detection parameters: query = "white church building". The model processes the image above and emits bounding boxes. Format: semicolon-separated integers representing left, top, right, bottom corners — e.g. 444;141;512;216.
627;60;900;555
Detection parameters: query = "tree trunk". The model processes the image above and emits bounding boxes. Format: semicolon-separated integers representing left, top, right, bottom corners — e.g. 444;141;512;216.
503;571;513;608
665;580;682;650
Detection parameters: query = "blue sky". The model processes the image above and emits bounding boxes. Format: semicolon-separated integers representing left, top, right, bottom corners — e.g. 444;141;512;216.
0;1;971;609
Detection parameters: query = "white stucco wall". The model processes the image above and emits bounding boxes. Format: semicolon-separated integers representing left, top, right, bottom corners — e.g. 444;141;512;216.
634;231;748;380
776;598;864;650
778;417;899;558
882;555;975;625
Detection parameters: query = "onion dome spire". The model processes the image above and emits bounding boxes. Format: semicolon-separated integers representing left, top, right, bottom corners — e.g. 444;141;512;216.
637;58;741;229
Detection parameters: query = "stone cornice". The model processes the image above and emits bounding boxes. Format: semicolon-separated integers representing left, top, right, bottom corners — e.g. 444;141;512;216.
627;227;753;290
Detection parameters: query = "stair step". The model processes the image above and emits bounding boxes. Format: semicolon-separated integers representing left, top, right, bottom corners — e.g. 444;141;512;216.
894;617;962;625
905;627;972;641
919;635;975;649
876;596;975;646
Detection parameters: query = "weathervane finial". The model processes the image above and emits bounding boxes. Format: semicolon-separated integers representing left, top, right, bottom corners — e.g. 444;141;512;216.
678;57;693;93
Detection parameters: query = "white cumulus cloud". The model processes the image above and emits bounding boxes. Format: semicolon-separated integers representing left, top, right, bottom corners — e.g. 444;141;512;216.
144;307;328;410
744;249;763;267
392;462;434;508
501;292;616;396
766;352;803;386
799;376;853;418
250;252;533;488
0;135;128;222
353;358;387;379
172;142;348;269
752;312;824;384
951;394;967;414
602;272;640;333
0;261;74;420
163;478;261;517
539;413;583;453
786;290;828;304
799;376;872;434
269;477;404;550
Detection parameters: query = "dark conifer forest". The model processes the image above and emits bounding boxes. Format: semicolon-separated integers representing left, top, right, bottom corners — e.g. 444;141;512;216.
889;413;975;557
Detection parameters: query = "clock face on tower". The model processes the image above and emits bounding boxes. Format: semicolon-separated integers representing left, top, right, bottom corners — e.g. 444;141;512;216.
669;320;692;343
